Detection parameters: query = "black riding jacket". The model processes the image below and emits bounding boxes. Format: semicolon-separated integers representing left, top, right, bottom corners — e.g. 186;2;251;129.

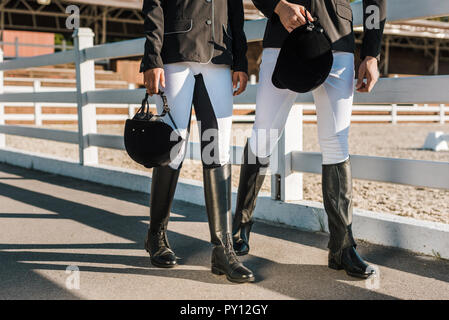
252;0;386;59
140;0;248;73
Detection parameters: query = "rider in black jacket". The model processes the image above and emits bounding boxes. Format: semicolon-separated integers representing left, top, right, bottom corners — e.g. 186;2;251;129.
232;0;386;279
141;0;254;284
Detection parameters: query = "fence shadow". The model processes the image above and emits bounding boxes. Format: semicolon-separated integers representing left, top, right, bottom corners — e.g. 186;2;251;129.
0;163;448;299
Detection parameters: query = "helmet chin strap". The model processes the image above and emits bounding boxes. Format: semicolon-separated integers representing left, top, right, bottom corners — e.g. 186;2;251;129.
304;9;315;31
137;92;179;131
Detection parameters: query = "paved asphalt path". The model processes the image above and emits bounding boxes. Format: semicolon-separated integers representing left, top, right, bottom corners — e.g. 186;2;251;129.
1;163;448;300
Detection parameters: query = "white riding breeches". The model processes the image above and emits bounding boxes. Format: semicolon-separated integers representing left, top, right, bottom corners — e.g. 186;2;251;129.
153;62;234;170
249;48;355;165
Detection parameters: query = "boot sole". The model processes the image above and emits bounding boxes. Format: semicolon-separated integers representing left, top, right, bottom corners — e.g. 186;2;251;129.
345;271;373;279
211;266;255;284
329;261;374;279
150;257;177;268
235;250;249;256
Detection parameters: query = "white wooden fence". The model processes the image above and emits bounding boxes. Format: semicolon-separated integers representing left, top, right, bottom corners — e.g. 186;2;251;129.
0;0;449;205
2;79;448;124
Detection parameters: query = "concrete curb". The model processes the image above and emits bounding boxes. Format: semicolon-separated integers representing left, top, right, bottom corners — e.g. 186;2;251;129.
1;147;448;259
252;196;449;259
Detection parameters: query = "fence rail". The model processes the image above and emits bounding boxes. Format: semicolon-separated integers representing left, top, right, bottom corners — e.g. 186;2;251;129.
292;151;449;189
0;39;73;59
1;104;448;124
1;80;449;124
1;0;449;208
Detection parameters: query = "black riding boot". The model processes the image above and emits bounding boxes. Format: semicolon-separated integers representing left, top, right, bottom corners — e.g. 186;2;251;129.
323;159;376;279
144;165;180;268
203;164;255;283
232;142;269;255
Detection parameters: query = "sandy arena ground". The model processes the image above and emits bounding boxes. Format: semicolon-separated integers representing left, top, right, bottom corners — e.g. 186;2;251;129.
5;122;449;224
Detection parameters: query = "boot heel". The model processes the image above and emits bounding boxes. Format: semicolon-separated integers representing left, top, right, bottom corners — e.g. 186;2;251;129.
328;259;343;270
211;266;224;275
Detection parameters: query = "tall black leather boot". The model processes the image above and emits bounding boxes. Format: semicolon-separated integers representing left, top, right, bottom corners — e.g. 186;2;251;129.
323;159;376;279
203;164;255;283
144;165;180;268
232;142;269;255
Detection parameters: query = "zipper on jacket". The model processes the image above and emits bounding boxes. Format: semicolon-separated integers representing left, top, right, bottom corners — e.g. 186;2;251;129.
203;0;215;64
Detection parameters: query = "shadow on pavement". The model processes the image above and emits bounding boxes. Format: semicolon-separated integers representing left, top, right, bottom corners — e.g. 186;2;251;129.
0;163;448;299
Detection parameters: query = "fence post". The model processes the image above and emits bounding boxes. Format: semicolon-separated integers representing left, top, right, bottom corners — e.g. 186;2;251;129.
73;28;98;165
0;48;4;148
271;104;303;201
14;37;19;58
391;104;397;124
440;104;445;125
33;80;42;126
128;83;136;118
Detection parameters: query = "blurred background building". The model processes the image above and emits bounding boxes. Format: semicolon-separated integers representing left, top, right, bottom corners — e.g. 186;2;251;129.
1;0;449;84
